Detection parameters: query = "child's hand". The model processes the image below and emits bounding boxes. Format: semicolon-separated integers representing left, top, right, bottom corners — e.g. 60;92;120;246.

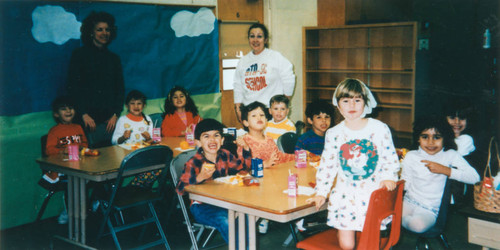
306;196;326;211
263;151;278;168
421;160;451;177
196;166;216;183
235;136;249;151
141;131;151;141
123;130;132;139
380;180;396;191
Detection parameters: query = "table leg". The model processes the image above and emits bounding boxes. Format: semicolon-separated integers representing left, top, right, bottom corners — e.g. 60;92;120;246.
79;178;86;244
68;176;74;240
73;177;80;242
238;212;245;250
228;210;235;250
248;214;256;250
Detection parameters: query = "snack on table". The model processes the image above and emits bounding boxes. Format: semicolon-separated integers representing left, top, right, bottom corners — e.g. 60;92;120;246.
180;140;191;150
80;148;100;156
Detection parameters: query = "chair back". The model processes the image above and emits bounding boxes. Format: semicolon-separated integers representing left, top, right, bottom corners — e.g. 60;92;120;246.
170;149;200;250
295;121;305;136
419;178;452;238
149;112;164;128
41;134;48;157
277;132;298;154
170;149;197;186
107;145;173;206
358;180;405;250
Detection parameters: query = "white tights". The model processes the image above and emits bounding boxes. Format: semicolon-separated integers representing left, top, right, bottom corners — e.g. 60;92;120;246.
402;200;437;233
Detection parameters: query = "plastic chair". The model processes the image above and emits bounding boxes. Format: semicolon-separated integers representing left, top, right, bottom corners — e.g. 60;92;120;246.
295;120;306;136
414;178;452;249
170;149;222;250
96;145;173;250
35;134;67;222
277;132;299;154
149;112;164;128
296;180;405;250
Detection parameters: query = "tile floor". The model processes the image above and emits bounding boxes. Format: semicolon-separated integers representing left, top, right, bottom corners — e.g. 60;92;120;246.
0;200;482;250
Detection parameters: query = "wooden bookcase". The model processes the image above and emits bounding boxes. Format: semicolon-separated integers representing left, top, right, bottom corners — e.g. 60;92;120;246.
303;22;417;146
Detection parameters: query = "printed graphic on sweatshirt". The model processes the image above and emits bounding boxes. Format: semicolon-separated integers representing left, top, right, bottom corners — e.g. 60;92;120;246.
339;139;378;180
244;63;268;91
58;134;84;146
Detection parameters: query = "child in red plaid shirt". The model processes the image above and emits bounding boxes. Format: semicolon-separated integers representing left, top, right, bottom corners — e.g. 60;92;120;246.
176;118;251;243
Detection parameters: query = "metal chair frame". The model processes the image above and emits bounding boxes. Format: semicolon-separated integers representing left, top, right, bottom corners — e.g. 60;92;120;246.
96;145;173;250
277;132;299;154
170;149;222;250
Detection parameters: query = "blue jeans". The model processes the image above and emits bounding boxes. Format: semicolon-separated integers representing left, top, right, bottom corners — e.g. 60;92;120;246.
190;203;249;246
190;203;230;243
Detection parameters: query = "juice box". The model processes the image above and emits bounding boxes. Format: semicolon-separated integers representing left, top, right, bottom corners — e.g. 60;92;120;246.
295;150;307;168
152;127;161;142
68;145;79;161
251;158;263;178
288;173;298;197
186;124;196;146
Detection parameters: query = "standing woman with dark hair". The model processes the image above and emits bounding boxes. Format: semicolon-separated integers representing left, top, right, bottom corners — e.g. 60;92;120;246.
233;23;296;123
67;11;125;148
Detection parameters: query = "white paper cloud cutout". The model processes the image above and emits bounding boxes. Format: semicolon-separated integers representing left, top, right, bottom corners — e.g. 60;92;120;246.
170;7;215;38
31;5;81;45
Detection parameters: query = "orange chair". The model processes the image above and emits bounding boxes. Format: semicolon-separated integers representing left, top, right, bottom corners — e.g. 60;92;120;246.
296;180;405;250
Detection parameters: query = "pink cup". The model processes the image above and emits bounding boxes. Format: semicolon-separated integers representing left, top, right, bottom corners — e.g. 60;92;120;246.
68;145;79;161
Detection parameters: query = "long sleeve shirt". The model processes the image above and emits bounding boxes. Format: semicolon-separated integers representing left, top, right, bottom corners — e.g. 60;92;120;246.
233;48;295;106
161;111;201;137
401;147;480;211
176;148;252;195
67;44;124;123
46;123;88;155
238;134;295;165
111;114;153;145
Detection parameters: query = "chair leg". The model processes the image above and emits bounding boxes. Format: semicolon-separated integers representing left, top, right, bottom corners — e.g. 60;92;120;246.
201;228;217;248
36;190;55;222
439;233;451;249
148;202;171;250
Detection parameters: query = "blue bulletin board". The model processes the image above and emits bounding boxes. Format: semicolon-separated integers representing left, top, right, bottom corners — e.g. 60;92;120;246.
0;1;219;116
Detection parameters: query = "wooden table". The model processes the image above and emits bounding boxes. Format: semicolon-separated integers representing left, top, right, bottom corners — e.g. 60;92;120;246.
35;137;188;245
185;162;326;250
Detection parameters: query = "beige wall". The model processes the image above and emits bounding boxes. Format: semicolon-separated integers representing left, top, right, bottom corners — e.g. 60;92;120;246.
264;0;317;123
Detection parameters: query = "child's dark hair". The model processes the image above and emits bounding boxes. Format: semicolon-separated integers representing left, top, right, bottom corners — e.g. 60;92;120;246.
305;100;335;119
195;118;223;140
125;90;150;125
240;102;268;122
269;95;289;108
52;96;75;113
164;86;199;117
412;115;457;151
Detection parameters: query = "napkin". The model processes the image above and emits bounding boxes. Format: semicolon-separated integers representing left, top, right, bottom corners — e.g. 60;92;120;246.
283;186;316;196
175;147;196;152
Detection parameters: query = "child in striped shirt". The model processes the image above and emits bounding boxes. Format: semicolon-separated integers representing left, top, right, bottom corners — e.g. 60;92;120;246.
265;95;295;142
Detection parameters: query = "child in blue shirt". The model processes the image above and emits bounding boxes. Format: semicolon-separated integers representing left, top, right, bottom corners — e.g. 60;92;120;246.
295;99;335;156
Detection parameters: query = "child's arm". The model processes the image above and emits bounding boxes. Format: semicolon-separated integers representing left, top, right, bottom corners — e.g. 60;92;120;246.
421;160;451;176
376;123;401;182
117;130;132;144
45;132;62;155
442;151;480;184
177;156;214;195
111;117;126;145
307;196;326;211
314;129;339;198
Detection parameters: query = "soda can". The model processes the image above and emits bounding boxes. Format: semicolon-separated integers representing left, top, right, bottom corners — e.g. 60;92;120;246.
251;158;264;178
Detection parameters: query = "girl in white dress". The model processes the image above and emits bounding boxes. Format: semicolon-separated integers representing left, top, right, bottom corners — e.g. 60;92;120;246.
308;78;400;250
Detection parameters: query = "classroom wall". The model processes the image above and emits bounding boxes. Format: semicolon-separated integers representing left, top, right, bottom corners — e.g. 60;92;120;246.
264;0;317;123
0;0;220;231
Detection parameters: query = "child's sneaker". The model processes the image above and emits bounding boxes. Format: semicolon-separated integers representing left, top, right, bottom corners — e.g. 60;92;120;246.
295;219;306;232
58;210;68;224
258;219;269;234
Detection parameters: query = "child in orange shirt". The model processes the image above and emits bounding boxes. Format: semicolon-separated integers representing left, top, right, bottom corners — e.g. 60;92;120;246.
42;96;88;224
161;86;202;137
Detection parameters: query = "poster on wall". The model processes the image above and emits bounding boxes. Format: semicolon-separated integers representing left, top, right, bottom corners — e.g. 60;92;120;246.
0;1;219;116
